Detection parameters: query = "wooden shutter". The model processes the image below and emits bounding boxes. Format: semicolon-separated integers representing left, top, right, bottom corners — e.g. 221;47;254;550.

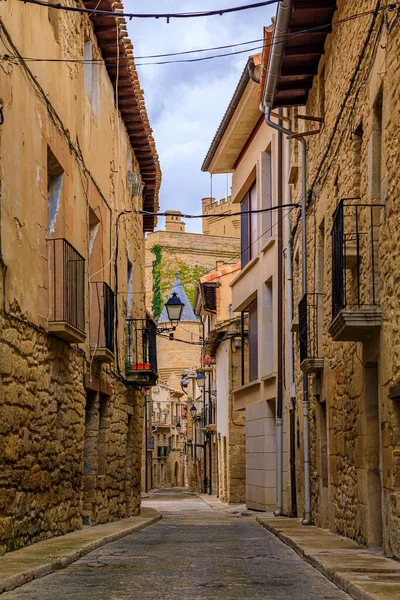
248;299;258;382
241;194;250;267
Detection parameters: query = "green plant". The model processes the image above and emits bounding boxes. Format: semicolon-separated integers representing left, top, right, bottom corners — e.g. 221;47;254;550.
151;244;163;319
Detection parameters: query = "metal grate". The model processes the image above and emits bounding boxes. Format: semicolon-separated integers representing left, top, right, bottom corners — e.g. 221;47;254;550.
126;317;158;375
299;293;324;363
202;399;216;427
90;282;115;352
331;199;383;320
48;238;85;333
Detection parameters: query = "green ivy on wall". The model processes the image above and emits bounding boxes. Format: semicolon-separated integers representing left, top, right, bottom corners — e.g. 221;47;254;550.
151;244;163;319
151;247;210;318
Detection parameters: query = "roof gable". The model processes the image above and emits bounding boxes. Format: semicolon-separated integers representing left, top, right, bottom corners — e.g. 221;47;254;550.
158;272;198;323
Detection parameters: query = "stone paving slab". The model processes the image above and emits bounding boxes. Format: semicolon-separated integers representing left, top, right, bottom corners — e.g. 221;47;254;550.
257;516;400;600
0;508;161;595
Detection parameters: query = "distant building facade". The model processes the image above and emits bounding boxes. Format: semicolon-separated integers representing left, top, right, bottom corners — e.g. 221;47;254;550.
194;262;246;503
145;198;240;320
151;383;185;489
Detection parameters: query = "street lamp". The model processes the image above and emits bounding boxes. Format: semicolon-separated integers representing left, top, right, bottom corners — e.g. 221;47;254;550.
165;292;185;327
190;403;197;419
196;372;206;390
157;292;185;337
176;421;182;433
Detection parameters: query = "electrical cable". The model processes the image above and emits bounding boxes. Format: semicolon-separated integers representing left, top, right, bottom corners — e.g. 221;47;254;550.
0;0;398;66
138;203;298;219
103;204;299;301
17;0;279;20
3;5;398;67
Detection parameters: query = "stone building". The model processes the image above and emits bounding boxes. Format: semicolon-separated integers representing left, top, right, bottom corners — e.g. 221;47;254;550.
151;383;185;489
145;198;240;319
262;0;400;559
156;273;203;386
194;262;246;503
0;0;160;553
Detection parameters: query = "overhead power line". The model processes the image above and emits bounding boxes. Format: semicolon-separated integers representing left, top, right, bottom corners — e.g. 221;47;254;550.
18;0;279;20
138;203;299;219
3;4;399;67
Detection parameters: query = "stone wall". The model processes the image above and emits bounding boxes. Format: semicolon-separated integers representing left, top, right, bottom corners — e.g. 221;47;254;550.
202;196;240;238
0;312;144;553
0;1;154;553
290;0;400;557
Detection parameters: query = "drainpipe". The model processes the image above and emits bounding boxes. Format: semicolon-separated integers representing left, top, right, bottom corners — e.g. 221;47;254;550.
286;134;297;517
275;108;283;516
248;57;260;84
264;109;310;525
262;0;310;524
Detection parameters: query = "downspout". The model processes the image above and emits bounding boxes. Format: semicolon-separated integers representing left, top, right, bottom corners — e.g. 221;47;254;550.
263;0;310;525
265;109;310;525
145;393;149;493
286;133;297;517
248;57;260;84
275;108;283;516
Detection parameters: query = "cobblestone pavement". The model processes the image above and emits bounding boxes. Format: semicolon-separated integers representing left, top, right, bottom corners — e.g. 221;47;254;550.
3;489;351;600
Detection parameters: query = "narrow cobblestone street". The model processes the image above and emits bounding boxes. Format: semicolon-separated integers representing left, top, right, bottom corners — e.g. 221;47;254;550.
2;490;351;600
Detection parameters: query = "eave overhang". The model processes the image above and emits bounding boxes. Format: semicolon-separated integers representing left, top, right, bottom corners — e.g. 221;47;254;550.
271;0;337;108
201;55;263;174
83;0;161;232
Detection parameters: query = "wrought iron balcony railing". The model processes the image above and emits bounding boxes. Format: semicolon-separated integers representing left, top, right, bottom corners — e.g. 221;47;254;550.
329;199;383;341
125;317;158;386
90;282;115;362
298;293;324;373
48;238;85;343
202;400;216;428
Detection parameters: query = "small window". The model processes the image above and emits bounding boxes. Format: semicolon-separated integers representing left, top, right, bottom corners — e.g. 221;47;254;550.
88;207;100;256
47;147;64;235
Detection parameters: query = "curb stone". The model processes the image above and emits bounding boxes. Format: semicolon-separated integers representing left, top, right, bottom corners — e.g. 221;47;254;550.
257;518;398;600
0;510;161;595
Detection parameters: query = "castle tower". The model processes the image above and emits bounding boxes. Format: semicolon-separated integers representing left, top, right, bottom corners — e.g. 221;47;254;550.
165;210;186;233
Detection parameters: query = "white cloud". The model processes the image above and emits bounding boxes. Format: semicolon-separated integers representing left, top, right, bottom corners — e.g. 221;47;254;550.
128;1;276;232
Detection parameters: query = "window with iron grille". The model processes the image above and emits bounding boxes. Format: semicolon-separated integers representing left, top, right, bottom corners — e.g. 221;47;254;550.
48;238;85;334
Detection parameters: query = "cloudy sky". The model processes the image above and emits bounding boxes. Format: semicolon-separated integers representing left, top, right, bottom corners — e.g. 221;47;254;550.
127;1;276;232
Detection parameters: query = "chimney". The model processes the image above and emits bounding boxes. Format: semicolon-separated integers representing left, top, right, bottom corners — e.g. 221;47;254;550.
165;210;185;233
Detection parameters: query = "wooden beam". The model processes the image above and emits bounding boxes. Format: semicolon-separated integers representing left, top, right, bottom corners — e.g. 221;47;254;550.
277;80;313;92
281;65;318;77
285;45;324;57
293;0;336;10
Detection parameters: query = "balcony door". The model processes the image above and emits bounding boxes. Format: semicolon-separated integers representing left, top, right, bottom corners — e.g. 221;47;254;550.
240;183;258;268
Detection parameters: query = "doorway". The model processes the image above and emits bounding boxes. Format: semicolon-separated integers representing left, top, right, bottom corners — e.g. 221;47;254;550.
364;359;382;547
174;462;179;487
82;390;98;525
